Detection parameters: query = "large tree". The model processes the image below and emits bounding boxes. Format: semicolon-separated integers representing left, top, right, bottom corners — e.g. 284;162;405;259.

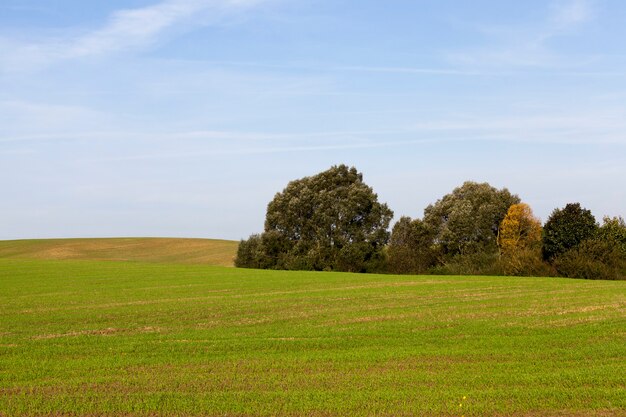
236;165;393;272
423;181;520;258
542;203;597;261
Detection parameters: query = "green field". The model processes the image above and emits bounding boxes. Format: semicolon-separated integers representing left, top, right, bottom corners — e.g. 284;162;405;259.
1;256;625;416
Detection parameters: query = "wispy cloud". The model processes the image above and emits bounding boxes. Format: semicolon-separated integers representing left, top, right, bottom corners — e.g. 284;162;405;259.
551;0;593;27
66;0;266;58
447;0;595;68
0;100;110;137
3;109;626;148
0;0;269;71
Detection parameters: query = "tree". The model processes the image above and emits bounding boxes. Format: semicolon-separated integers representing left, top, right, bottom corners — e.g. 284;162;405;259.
497;203;544;276
552;216;626;280
388;216;437;274
596;216;626;254
423;181;520;258
498;203;542;253
236;165;394;272
542;203;598;261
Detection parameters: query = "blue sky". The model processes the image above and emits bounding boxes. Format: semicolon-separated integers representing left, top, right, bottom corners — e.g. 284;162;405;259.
1;0;625;240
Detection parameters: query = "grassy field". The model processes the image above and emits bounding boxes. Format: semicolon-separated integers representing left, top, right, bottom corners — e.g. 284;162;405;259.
1;258;625;416
0;238;238;267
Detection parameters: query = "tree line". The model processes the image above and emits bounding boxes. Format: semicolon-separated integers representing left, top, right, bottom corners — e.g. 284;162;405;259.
235;165;626;280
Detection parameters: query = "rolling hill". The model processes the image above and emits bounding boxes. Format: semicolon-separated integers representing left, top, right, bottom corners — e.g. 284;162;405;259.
0;237;238;267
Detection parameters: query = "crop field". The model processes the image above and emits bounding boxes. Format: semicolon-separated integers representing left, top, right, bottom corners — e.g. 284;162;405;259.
1;257;625;416
0;238;238;267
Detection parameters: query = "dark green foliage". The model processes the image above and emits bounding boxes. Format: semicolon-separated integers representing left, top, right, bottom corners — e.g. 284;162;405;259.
542;203;598;261
596;216;626;253
235;232;292;270
553;238;626;280
236;165;393;272
553;216;626;280
423;181;520;258
430;251;502;276
234;234;263;269
388;216;437;274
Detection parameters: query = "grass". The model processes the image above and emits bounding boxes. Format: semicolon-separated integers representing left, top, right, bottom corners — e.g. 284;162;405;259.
0;237;238;267
1;258;625;416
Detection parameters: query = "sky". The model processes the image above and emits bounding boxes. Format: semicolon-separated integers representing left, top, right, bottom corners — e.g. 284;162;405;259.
1;0;625;241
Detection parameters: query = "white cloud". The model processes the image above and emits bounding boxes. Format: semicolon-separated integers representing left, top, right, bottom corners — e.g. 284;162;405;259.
66;0;262;58
0;0;269;71
552;0;593;27
447;0;595;68
0;100;110;136
4;107;626;148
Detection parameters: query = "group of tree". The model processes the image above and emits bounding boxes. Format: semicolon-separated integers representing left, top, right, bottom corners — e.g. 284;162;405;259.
235;165;626;280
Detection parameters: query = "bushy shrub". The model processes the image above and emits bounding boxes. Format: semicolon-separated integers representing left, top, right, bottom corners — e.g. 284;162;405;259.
553;238;626;280
234;234;264;269
498;248;555;277
430;251;502;276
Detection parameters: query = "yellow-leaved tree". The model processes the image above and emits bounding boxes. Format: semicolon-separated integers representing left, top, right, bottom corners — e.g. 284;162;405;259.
497;203;544;275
